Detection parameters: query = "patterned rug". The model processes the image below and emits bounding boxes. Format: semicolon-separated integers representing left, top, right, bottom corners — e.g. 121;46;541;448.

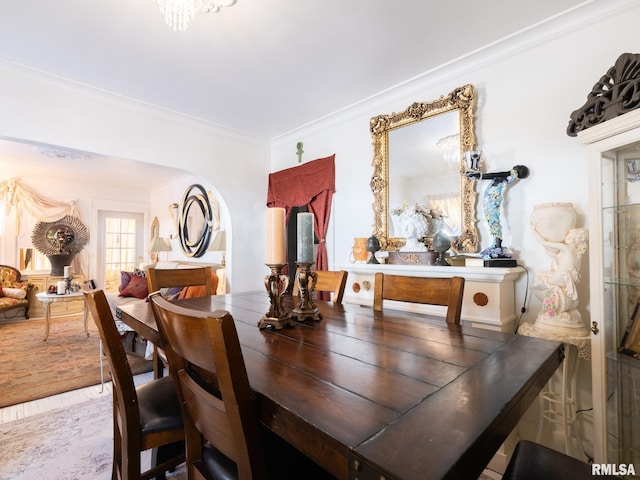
0;391;186;480
0;314;153;408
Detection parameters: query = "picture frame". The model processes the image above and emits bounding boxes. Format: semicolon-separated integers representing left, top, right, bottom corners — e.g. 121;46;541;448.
619;301;640;359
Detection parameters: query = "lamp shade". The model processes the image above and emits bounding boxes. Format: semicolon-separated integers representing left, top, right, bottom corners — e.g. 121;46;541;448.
208;230;226;252
149;237;172;253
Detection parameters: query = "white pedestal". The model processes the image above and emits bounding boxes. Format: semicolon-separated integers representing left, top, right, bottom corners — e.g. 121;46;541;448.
519;323;591;458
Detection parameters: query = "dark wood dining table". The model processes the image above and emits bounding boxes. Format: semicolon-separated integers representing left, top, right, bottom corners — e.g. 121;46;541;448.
118;290;563;480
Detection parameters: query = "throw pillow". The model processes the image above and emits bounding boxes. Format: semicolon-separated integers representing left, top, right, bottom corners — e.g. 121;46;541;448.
119;268;146;292
3;287;27;300
133;267;147;278
119;275;149;299
119;271;133;292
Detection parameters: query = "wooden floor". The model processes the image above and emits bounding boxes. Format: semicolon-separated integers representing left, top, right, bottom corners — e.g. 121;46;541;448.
0;371;153;424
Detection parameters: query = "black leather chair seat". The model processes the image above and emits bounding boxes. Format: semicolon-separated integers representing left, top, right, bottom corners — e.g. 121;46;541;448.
138;375;184;435
503;440;620;480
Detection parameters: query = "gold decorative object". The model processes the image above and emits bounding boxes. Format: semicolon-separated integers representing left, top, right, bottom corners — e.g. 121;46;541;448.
291;262;322;322
369;84;478;253
258;263;293;330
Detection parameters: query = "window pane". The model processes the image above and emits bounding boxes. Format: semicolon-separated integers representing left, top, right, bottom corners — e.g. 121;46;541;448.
104;215;138;292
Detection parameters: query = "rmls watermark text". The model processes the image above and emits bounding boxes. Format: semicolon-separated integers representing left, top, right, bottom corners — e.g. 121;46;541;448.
591;464;635;476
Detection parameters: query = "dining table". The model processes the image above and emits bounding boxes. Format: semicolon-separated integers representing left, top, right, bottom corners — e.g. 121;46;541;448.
117;290;563;480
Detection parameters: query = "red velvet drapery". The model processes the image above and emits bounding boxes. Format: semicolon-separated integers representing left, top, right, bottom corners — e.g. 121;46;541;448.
266;155;335;281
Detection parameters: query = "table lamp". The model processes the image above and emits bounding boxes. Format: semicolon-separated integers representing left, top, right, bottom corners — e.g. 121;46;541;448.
149;237;172;263
207;230;226;267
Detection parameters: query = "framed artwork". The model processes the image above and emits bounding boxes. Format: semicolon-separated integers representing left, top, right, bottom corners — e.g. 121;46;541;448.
620;301;640;359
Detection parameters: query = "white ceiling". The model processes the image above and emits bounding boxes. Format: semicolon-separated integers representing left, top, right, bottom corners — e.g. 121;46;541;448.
0;0;589;185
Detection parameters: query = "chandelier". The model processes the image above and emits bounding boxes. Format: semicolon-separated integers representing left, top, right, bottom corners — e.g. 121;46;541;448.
156;0;236;31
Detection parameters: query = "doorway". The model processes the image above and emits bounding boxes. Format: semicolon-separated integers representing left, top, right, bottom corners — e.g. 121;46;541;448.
97;210;144;292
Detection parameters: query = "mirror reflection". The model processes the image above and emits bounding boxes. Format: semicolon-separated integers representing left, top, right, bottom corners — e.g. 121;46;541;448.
388;110;461;238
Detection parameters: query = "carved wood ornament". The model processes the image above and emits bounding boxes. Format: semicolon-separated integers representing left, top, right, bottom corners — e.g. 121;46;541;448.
568;53;640;136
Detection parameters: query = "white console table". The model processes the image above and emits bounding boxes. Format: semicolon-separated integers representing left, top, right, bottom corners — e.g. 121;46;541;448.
334;263;525;333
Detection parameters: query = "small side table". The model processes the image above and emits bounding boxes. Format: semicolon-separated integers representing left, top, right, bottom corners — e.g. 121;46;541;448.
518;322;590;457
36;291;89;341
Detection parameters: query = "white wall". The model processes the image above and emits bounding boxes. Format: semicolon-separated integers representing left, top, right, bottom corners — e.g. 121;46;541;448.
271;0;640;331
0;63;270;292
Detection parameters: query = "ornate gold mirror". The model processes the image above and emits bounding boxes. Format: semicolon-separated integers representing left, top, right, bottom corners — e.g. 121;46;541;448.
370;84;478;253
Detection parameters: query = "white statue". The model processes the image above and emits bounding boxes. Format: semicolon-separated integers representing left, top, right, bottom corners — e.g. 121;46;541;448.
398;213;428;252
392;202;442;252
524;202;589;337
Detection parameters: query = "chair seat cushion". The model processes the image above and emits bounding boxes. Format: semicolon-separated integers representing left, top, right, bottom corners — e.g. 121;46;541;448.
198;445;238;480
503;440;619;480
137;375;183;435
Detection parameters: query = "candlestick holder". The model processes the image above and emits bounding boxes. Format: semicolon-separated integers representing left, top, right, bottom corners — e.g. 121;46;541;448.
258;263;293;330
291;262;322;322
65;276;72;294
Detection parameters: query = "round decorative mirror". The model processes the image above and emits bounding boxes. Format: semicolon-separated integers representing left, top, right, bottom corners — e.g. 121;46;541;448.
178;184;214;258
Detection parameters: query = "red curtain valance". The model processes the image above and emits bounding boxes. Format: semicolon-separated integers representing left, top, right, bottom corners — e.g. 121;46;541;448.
266;155;335;298
266;154;335;210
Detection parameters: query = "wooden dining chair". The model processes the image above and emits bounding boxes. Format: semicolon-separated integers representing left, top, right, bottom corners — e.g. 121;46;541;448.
149;294;333;480
147;265;215;378
373;272;465;324
293;269;348;304
146;265;216;299
83;289;185;480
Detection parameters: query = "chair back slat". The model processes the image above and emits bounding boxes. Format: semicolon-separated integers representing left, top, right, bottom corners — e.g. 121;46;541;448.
373;273;465;324
150;295;266;480
294;269;348;304
147;266;213;295
83;289;140;425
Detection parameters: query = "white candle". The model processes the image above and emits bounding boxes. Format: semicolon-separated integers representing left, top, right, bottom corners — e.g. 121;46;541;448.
63;266;72;278
57;280;66;295
297;212;314;263
266;208;286;264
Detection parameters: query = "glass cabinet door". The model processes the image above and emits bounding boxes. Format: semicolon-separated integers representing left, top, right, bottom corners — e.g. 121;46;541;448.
600;141;640;467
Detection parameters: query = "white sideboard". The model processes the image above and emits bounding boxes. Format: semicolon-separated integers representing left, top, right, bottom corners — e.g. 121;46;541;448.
334;263;524;332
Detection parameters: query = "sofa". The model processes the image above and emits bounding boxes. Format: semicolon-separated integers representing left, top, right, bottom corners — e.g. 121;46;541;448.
0;265;34;319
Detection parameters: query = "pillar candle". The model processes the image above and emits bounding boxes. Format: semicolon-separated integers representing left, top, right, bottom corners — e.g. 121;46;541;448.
57;280;66;295
63;266;72;278
266;208;286;264
297;212;314;263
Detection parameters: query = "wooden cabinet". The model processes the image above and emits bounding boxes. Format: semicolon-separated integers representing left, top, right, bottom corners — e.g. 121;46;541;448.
27;273;85;318
578;108;640;465
335;263;524;332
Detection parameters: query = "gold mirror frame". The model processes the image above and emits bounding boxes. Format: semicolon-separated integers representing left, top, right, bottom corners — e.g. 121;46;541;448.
369;84;478;253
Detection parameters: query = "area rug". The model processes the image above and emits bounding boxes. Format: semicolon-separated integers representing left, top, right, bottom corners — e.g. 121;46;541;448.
0;314;153;408
0;391;185;480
